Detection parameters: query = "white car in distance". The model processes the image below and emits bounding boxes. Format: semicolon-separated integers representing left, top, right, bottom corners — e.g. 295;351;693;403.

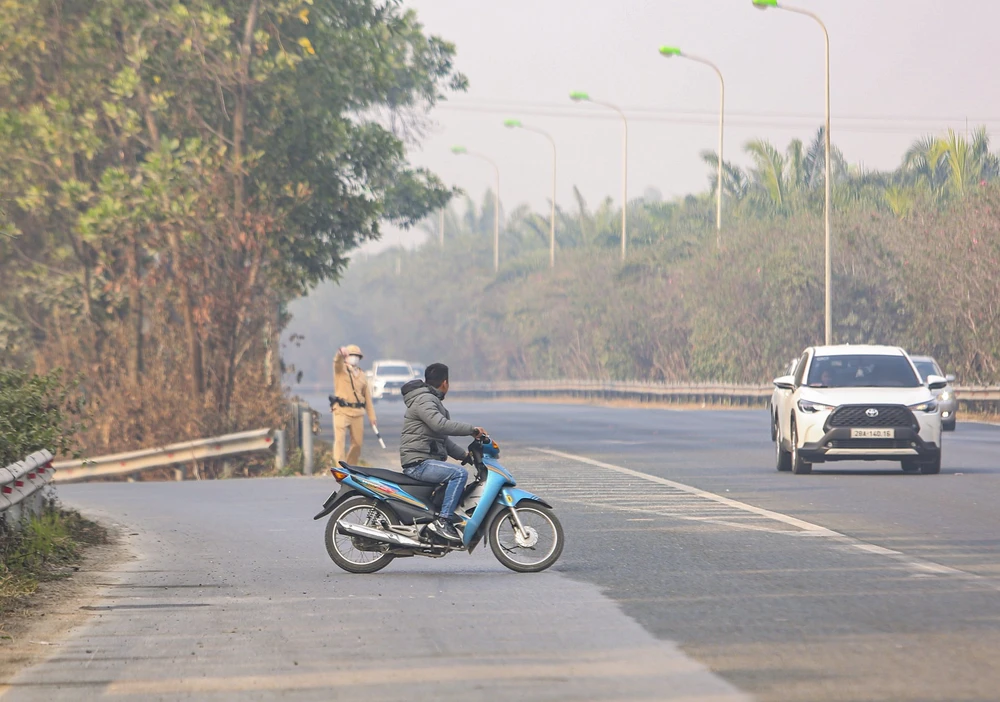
772;345;947;475
367;360;415;402
770;357;799;441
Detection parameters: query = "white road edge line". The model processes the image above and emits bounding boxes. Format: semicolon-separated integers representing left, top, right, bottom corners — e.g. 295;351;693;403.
529;447;989;586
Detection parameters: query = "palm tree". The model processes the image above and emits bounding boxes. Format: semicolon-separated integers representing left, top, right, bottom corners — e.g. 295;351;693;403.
802;126;848;189
560;186;618;250
503;204;548;256
940;127;999;198
744;139;789;214
700;151;750;203
901;128;999;200
902;135;949;196
970;126;1000;181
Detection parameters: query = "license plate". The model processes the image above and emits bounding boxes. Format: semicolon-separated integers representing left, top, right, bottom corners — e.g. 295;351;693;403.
850;428;894;439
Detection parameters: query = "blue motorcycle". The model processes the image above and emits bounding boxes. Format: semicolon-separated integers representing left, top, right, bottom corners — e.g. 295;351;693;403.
313;436;564;574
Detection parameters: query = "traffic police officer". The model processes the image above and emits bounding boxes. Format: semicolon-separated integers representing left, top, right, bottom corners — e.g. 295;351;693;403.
332;345;377;466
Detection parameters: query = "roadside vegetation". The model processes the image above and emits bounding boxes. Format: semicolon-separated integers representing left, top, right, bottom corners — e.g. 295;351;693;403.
0;368;104;627
0;1;465;459
296;128;1000;386
0;506;108;627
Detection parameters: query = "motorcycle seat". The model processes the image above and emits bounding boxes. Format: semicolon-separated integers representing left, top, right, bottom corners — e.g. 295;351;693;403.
342;464;442;487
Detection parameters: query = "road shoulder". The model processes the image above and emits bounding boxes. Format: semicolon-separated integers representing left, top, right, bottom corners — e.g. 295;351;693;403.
0;519;131;687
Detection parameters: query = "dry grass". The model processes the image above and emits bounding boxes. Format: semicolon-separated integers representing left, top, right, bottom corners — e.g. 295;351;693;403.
0;506;108;631
956;411;1000;426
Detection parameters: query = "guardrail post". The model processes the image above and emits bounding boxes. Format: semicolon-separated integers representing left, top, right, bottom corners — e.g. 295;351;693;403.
301;408;314;476
275;429;287;472
26;490;42;518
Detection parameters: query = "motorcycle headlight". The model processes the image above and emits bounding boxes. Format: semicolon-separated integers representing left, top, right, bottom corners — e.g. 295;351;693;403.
798;399;835;414
938;391;951;401
908;399;938;413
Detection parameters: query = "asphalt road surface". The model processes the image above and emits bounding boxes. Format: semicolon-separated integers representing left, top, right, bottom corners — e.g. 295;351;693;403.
4;399;1000;701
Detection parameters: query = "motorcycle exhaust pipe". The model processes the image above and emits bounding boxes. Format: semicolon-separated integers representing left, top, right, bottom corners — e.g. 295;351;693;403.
336;521;423;548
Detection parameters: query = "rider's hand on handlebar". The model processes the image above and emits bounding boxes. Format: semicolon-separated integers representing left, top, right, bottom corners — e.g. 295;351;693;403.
472;427;487;438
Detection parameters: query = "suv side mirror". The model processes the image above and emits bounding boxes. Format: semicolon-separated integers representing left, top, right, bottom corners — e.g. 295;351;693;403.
926;374;948;391
945;374;956;383
773;375;795;391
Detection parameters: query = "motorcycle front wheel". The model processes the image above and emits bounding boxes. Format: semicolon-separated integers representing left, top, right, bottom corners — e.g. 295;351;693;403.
489;503;564;573
325;496;398;574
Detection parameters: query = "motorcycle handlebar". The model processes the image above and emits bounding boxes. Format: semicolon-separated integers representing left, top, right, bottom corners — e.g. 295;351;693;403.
466;437;489;478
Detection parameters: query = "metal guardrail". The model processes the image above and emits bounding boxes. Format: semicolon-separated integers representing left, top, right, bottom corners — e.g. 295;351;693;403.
954;387;1000;413
1;450;55;523
52;429;279;483
447;380;1000;413
447;380;774;407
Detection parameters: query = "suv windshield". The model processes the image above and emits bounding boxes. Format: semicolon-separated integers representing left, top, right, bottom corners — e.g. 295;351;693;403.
376;365;411;377
807;354;920;388
912;360;942;381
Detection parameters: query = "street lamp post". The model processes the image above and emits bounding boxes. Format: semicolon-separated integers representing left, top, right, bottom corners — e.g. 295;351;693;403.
570;92;628;261
505;119;557;268
452;146;500;272
659;46;725;245
753;0;832;345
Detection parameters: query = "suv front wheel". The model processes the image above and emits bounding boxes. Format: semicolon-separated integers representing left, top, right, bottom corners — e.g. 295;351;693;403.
920;453;942;475
790;422;812;474
776;429;792;472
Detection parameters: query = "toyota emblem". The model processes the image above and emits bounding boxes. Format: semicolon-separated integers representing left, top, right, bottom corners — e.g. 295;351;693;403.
865;408;879;418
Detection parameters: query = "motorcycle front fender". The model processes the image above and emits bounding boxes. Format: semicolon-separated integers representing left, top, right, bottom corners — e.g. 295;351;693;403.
312;487;359;520
481;488;553;535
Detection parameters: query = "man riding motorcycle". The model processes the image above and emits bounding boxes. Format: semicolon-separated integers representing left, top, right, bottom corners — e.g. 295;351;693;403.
399;363;485;543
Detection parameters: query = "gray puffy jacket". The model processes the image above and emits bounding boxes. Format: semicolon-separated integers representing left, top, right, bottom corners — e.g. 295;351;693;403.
399;380;477;468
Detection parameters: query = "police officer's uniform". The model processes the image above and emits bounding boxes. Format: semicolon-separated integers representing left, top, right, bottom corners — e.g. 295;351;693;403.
332;344;376;466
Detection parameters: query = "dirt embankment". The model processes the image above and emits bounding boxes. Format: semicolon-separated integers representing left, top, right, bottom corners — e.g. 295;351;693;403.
0;515;130;685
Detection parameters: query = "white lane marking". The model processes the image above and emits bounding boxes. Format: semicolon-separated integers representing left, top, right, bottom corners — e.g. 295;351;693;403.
531;447;836;535
529;447;999;588
852;544;901;556
907;561;967;576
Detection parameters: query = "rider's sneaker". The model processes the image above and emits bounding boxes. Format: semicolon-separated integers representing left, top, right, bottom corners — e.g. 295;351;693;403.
427;518;462;543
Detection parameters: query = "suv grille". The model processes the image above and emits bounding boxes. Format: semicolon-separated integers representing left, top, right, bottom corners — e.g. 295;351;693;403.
828;405;916;429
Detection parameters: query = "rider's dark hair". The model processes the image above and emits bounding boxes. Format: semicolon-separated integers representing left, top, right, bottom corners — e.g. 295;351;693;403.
425;363;449;388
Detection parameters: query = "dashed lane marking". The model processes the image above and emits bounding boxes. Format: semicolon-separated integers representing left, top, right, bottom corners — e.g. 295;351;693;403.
526;447;994;587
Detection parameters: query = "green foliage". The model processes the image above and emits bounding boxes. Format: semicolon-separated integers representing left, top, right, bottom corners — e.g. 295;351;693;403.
289;127;1000;387
0;0;464;455
1;506;105;617
0;368;85;466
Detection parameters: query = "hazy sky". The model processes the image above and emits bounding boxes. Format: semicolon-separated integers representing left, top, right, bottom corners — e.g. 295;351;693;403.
367;0;1000;250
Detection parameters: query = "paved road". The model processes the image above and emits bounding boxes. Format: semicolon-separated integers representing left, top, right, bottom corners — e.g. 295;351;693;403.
4;400;1000;701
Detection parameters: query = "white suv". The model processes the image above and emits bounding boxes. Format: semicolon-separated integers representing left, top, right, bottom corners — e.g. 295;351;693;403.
772;345;947;475
367;360;415;401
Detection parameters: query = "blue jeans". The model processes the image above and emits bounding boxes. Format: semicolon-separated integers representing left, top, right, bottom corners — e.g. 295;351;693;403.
403;460;468;520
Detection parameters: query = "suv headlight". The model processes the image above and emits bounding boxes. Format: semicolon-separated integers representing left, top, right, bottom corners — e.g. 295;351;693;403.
908;399;938;413
797;399;835;414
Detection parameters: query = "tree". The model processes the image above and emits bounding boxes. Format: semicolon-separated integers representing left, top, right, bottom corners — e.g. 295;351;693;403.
0;0;465;454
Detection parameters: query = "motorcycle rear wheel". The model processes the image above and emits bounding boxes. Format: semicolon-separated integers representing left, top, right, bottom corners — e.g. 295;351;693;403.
489;503;564;573
325;496;398;574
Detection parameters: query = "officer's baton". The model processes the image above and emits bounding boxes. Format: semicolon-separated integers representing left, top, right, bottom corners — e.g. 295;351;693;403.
372;424;387;450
